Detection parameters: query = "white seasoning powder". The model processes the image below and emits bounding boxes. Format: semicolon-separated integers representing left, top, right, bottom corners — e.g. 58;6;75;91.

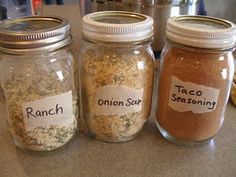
80;44;154;142
2;51;78;151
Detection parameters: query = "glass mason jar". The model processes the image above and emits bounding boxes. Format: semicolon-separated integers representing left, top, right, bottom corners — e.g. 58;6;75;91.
156;15;236;146
80;11;154;142
230;59;236;106
0;16;78;152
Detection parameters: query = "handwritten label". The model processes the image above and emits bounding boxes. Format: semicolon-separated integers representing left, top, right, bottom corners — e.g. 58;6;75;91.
93;85;143;116
22;91;73;131
168;76;220;113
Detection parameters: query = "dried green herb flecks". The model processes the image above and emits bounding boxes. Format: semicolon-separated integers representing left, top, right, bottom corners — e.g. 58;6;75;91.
2;50;78;151
80;44;154;142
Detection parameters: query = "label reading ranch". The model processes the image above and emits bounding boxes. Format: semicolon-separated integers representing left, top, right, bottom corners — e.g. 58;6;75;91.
168;76;220;113
93;85;143;116
22;91;73;131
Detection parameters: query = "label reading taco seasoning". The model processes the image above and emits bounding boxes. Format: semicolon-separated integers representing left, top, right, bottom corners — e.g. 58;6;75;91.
168;76;220;113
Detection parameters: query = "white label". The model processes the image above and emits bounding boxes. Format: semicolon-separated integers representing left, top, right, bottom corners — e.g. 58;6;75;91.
93;85;143;116
22;91;73;131
168;76;220;113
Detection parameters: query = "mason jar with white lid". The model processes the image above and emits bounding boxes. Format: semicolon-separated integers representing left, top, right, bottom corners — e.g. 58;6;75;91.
0;16;78;152
80;11;155;142
156;15;236;146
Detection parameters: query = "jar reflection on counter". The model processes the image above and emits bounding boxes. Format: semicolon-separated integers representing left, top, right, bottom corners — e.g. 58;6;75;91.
79;11;154;142
156;15;236;146
0;16;79;152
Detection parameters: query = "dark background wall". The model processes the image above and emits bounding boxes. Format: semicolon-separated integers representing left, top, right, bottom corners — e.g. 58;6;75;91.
52;0;236;23
205;0;236;23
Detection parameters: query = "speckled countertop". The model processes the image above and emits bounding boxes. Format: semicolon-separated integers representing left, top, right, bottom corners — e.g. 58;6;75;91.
1;101;236;177
0;5;236;177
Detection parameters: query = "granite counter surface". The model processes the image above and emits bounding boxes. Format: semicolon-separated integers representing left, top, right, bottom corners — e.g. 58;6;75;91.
0;5;236;177
1;101;236;177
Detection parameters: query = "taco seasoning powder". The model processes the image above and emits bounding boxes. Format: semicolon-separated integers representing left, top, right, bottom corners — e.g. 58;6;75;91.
156;16;236;146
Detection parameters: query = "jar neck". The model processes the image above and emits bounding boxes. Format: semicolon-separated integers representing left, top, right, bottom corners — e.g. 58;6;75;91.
0;36;72;55
82;36;153;48
0;44;71;56
166;38;235;54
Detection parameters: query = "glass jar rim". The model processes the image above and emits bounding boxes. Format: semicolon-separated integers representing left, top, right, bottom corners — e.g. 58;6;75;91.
165;37;235;54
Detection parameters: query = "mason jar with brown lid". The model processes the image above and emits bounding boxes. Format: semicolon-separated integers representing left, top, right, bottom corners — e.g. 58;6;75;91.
156;15;236;146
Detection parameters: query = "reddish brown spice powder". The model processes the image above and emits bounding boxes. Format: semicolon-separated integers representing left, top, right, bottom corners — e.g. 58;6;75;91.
156;44;234;142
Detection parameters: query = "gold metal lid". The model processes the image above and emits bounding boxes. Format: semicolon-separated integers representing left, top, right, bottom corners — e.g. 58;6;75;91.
0;16;72;54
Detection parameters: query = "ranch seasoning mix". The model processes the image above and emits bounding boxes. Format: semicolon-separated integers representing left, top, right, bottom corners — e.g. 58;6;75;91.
80;11;154;142
0;16;78;152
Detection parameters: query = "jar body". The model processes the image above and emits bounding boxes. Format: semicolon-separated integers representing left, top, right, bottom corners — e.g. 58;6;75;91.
80;40;154;142
1;47;78;152
0;58;5;103
230;62;236;106
156;42;234;145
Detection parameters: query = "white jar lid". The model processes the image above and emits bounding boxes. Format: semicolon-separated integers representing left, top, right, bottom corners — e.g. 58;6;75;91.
82;11;153;43
166;15;236;49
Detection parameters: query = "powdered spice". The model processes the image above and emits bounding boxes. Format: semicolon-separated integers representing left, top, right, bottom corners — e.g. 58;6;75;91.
156;15;236;145
157;45;234;143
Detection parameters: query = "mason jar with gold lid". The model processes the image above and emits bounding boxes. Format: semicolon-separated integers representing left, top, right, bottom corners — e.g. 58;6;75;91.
156;15;236;146
0;16;78;152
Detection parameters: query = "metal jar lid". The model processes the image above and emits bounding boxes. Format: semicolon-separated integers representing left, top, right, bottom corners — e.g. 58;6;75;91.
0;16;72;54
166;15;236;49
82;11;153;43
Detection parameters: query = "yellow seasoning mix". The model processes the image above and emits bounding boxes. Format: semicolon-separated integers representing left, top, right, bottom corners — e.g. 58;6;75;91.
80;11;154;142
156;15;236;146
0;16;78;151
